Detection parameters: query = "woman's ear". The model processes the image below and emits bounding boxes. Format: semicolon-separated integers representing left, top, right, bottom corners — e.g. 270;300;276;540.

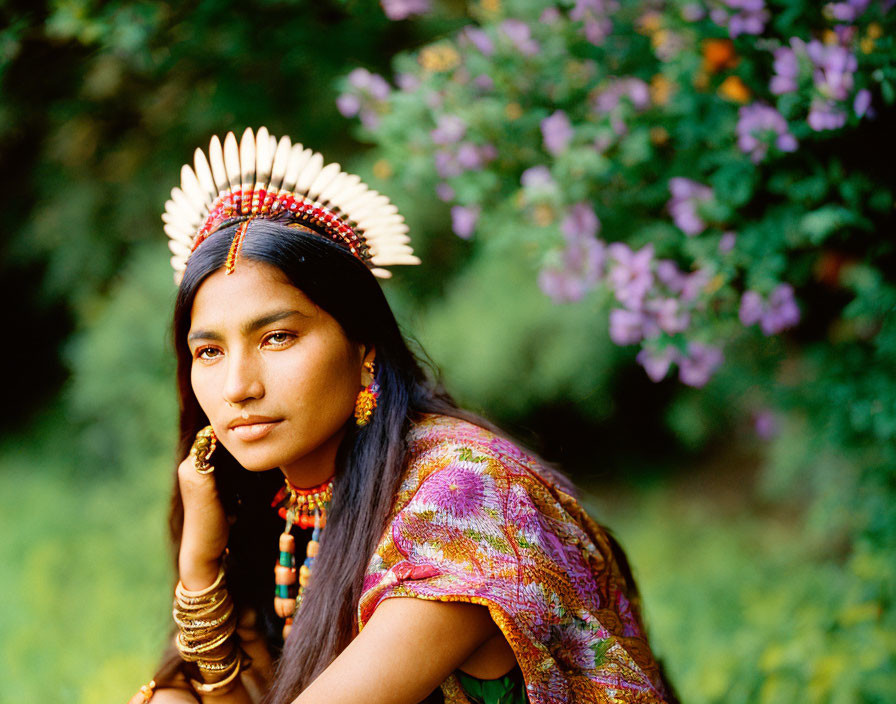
361;345;376;386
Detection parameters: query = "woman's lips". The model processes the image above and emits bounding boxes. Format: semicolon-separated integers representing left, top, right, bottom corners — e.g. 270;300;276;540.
229;420;282;441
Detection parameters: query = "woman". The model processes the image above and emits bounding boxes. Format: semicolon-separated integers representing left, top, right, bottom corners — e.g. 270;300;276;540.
131;128;676;704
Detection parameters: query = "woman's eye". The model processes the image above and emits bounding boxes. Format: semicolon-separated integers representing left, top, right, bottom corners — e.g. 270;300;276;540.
195;347;221;360
264;332;294;347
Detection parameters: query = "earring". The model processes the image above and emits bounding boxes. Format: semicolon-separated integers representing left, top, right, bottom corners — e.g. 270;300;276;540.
354;361;380;427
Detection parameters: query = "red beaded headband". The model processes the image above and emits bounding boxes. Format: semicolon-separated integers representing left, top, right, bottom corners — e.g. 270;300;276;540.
162;127;420;284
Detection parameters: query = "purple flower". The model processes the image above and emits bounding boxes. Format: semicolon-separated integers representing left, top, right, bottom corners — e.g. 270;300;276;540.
645;297;690;334
562;202;601;240
380;0;430;21
739;285;800;334
656;259;687;293
739;290;764;325
474;74;495;91
347;67;374;91
359;109;380;130
336;93;361;118
808;98;847;131
593;77;651;114
521;165;555;189
770;41;802;95
540;7;562;23
736;103;798;163
854;88;872;117
451;205;480;239
678;341;724;387
760;283;800;334
711;0;769;38
434;150;461;179
499;19;540;56
667;178;713;236
807;41;857;101
435;182;455;202
636;345;678;382
571;0;618;45
719;231;737;253
608;242;654;309
609;308;648;344
430;115;466;145
541;110;574;155
824;0;871;23
456;142;483;170
539;203;606;303
462;27;495;56
396;73;421;92
679;268;711;302
753;409;779;439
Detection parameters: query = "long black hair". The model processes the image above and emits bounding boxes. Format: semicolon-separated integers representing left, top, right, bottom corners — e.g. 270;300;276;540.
163;217;489;702
156;216;673;704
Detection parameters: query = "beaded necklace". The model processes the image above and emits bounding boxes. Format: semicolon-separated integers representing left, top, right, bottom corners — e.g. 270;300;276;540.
270;476;333;639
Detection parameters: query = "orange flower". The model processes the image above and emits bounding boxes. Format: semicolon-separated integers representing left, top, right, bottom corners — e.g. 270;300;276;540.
718;75;751;103
650;74;674;105
702;39;739;73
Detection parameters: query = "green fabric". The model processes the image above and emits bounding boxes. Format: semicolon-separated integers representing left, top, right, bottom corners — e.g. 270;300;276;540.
456;667;528;704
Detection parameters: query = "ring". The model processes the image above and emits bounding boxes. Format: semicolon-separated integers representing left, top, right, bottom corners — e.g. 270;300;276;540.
192;426;217;474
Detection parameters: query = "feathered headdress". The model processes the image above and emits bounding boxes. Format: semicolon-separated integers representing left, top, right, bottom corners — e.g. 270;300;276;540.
162;127;419;284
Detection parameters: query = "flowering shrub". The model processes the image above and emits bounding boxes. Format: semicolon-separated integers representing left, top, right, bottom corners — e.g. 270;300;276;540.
352;0;893;390
347;2;896;701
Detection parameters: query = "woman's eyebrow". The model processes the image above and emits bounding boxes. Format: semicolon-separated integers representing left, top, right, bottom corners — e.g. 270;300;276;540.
188;309;307;343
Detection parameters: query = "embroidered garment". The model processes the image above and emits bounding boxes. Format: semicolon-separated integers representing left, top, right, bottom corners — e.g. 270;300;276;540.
358;414;670;704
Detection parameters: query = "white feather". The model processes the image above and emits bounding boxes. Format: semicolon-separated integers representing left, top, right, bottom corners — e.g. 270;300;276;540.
224;132;241;192
171;188;202;227
193;148;217;206
180;165;207;215
295;152;324;194
171;255;187;272
281;145;310;193
239;127;256;191
269;137;292;192
209;135;229;192
370;268;392;279
307;162;342;202
318;172;358;205
255;126;272;188
164;222;195;246
167;238;192;258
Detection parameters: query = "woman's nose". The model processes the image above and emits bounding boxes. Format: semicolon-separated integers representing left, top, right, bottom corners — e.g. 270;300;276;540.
222;351;265;405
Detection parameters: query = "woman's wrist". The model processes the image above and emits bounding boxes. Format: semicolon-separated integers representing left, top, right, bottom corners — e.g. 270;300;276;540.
178;551;223;591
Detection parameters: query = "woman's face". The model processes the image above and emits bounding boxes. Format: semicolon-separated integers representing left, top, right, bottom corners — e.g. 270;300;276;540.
187;259;370;484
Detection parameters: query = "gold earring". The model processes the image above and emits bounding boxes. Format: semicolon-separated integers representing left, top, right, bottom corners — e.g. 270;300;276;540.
354;361;380;427
192;425;218;474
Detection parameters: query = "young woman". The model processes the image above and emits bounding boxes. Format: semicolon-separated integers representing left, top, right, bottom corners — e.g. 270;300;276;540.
130;128;676;704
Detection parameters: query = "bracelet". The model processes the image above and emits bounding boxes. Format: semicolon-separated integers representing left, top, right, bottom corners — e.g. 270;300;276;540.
135;679;156;702
175;564;226;600
189;653;245;695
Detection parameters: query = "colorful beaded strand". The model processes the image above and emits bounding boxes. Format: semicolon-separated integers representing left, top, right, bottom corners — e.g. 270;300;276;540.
271;477;332;640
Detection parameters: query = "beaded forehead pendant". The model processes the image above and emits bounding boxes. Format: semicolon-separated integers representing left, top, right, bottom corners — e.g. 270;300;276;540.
162;126;420;284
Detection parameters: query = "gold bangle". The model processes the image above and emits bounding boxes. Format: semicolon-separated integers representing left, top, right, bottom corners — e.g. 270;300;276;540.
173;602;234;631
175;621;236;659
189;655;244;695
176;564;225;599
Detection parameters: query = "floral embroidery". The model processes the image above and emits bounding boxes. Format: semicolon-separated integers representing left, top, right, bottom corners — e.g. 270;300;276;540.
358;414;670;704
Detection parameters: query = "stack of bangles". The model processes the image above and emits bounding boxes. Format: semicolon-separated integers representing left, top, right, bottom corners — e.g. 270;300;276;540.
173;564;245;696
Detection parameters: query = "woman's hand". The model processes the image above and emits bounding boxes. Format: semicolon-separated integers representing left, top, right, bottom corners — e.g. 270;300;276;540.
178;427;230;590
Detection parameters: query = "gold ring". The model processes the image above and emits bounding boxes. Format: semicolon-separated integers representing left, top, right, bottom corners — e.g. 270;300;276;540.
192;425;217;474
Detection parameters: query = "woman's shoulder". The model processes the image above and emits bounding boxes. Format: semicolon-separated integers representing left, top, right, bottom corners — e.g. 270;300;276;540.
404;413;547;480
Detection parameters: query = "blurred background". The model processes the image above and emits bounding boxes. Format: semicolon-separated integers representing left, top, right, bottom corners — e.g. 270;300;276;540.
1;1;894;702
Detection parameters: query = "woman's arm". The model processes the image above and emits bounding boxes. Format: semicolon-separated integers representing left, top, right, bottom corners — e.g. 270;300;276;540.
294;597;510;704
